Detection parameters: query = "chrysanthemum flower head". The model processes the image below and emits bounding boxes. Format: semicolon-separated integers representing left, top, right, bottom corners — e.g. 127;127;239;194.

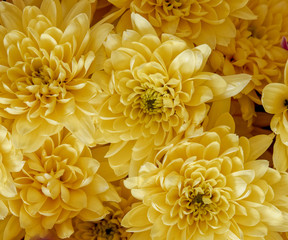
122;113;288;239
209;0;288;124
0;0;113;152
108;0;256;49
69;180;135;240
92;13;251;176
6;129;120;239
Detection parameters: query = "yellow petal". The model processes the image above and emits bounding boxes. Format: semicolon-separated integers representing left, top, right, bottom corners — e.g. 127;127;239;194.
131;13;157;36
262;83;288;114
248;133;274;161
54;219;74;239
215;74;251;100
0;2;23;31
273;136;288;171
121;204;151;230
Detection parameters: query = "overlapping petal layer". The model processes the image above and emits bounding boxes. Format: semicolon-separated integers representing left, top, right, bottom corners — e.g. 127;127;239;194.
0;0;113;152
93;13;251;176
6;129;120;239
122;115;288;239
108;0;256;48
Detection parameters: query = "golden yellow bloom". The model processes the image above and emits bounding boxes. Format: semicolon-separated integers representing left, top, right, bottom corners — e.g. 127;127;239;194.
108;0;255;49
209;0;288;124
122;115;288;239
92;13;251;176
69;181;135;240
0;0;113;152
7;129;120;239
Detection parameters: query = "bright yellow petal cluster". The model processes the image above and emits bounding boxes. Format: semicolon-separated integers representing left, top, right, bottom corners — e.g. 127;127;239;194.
5;129;120;239
209;0;288;124
93;13;251;176
108;0;256;49
68;180;135;240
0;0;113;152
122;115;288;239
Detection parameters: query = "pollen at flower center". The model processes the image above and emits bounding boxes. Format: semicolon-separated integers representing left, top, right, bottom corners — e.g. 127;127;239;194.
140;88;163;114
180;182;219;221
164;0;182;9
74;217;130;240
31;66;51;85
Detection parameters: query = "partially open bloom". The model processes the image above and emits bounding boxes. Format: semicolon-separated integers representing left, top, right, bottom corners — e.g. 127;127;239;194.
108;0;255;49
209;0;288;124
7;129;120;239
122;114;288;239
0;0;113;152
92;13;251;176
262;62;288;171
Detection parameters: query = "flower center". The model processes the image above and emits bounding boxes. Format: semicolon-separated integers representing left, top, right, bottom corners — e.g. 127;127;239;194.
93;220;118;239
180;182;219;221
140;88;163;114
31;66;52;85
164;0;182;9
74;217;131;240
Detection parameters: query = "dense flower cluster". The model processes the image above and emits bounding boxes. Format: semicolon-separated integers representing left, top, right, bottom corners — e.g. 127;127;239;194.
0;0;287;239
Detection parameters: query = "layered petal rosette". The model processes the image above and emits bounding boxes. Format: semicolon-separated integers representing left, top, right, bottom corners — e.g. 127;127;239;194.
92;13;251;176
0;0;113;152
6;129;120;239
108;0;256;48
122;115;288;239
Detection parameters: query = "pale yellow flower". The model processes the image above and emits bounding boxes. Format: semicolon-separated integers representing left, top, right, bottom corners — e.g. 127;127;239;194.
92;13;251;176
122;114;288;239
0;0;113;152
7;129;120;239
209;0;288;124
69;180;135;240
108;0;256;49
262;62;288;171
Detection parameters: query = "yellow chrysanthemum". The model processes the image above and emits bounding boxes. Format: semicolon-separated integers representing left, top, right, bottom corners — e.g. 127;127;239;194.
92;13;251;176
122;114;288;239
0;0;113;152
108;0;255;49
69;181;135;240
6;129;120;239
209;0;288;124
